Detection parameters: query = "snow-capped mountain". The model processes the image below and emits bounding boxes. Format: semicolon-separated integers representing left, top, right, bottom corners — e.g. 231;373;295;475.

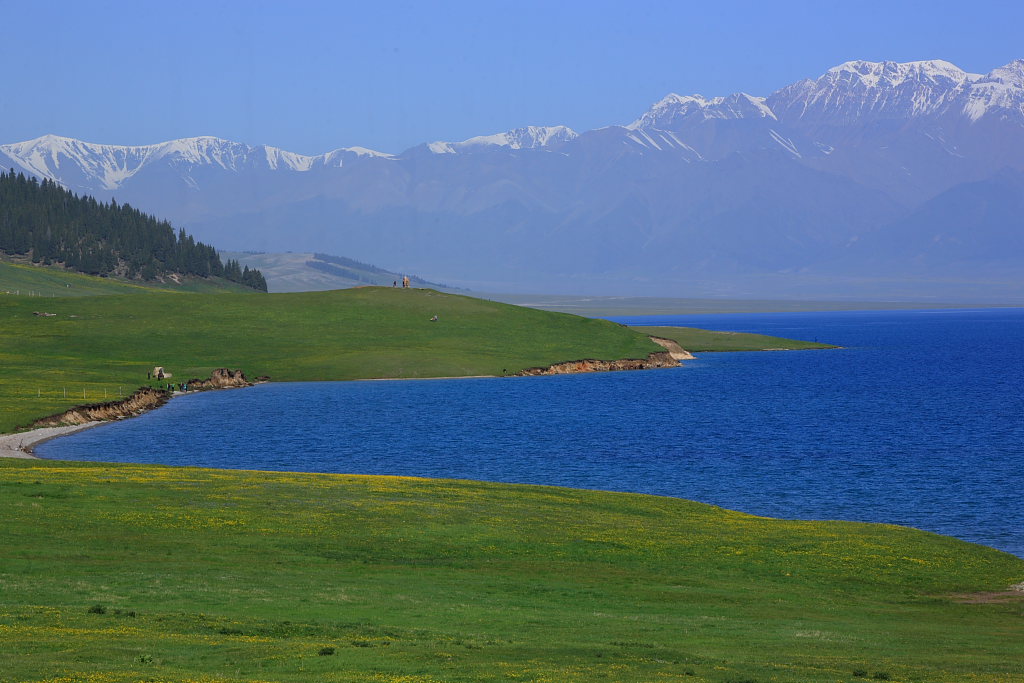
617;91;808;160
963;59;1024;121
628;92;776;129
768;59;979;124
2;58;1023;300
426;125;578;154
767;58;1024;129
0;134;391;193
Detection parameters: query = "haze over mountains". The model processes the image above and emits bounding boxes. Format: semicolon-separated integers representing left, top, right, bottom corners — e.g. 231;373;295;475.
3;59;1023;300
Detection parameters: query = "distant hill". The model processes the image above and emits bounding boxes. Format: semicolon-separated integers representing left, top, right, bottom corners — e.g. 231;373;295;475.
0;170;266;291
222;251;459;293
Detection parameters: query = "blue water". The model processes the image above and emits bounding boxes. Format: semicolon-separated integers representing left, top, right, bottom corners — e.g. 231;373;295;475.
39;308;1024;557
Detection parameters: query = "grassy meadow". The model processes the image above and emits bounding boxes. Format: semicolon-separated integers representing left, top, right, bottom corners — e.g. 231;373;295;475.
2;271;1021;681
0;261;844;433
1;458;1022;683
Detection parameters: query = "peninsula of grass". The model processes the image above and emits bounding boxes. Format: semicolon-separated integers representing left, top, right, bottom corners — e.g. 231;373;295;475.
1;458;1021;683
0;287;667;432
632;325;838;352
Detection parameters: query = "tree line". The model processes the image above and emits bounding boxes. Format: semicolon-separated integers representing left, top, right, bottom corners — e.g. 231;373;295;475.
0;169;266;291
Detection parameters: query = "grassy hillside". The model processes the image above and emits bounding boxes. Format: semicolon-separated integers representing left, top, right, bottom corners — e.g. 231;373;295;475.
1;458;1021;683
633;325;838;351
0;287;663;432
1;260;162;297
0;260;256;297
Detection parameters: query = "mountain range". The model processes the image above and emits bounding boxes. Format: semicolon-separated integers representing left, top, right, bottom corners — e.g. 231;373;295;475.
3;58;1023;300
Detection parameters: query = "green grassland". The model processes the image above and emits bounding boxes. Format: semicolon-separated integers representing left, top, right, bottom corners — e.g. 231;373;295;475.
3;272;1019;682
633;325;838;352
0;260;255;297
1;458;1021;683
0;287;663;432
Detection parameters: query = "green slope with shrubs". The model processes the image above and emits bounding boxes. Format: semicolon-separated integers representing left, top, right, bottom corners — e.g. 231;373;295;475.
0;260;256;297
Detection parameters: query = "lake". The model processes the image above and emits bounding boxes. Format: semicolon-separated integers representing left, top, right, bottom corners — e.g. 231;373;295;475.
39;308;1024;558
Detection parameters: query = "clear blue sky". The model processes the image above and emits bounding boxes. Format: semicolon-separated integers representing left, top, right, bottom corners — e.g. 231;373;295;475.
2;0;1022;155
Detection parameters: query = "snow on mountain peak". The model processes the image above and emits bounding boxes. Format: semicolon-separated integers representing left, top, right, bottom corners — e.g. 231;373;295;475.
825;59;977;88
340;146;393;158
151;136;332;172
962;59;1024;122
769;58;990;123
427;141;456;154
0;134;152;190
428;125;578;154
628;92;776;131
978;59;1024;87
318;146;395;167
264;145;315;172
1000;58;1024;75
0;134;398;189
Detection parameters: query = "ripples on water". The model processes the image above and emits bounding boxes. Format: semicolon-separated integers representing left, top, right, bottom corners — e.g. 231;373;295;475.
40;308;1024;557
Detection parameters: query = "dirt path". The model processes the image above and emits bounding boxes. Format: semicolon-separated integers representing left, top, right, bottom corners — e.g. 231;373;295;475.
648;336;696;361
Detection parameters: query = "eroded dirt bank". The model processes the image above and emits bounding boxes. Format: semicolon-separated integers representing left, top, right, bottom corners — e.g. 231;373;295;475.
514;336;694;376
2;369;253;458
515;349;686;377
25;387;172;429
22;368;251;431
183;368;251;391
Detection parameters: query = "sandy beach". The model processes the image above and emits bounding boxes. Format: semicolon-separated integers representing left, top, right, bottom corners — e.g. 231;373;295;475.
0;422;103;459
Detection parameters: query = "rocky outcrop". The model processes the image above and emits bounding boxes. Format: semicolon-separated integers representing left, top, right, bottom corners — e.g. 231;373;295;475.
514;336;693;377
25;387;171;428
184;368;250;390
515;351;681;376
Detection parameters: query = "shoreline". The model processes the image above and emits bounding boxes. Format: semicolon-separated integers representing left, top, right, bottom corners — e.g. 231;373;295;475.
0;368;670;458
0;386;238;459
0;387;221;459
0;340;694;459
0;369;253;459
0;421;105;459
